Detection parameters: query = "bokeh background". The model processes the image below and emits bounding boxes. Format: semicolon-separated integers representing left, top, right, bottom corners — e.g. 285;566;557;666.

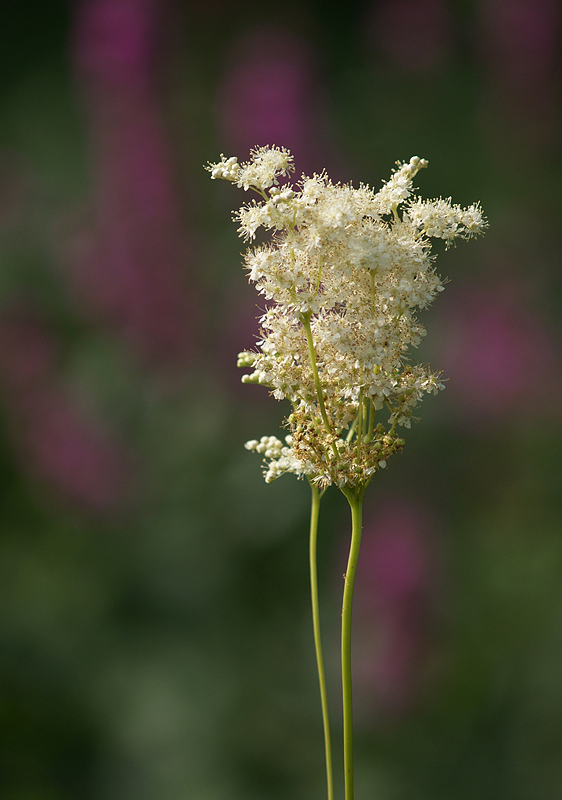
1;1;561;799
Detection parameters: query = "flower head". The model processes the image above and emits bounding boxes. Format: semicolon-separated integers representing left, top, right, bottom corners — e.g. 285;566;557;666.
208;145;293;192
209;147;486;488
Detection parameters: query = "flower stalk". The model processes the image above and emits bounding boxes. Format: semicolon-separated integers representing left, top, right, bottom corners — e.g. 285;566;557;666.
340;487;365;800
209;146;486;800
300;312;333;437
309;484;334;800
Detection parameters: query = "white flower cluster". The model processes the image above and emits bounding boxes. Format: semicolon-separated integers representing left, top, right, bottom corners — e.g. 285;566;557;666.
406;197;486;244
209;147;293;191
208;147;486;488
244;435;309;483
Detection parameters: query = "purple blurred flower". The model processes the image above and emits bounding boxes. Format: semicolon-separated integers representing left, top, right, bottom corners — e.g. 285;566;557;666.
73;0;157;93
0;305;57;395
365;0;453;74
69;0;195;365
350;499;435;719
478;0;559;93
24;388;133;514
0;306;133;514
438;284;559;421
215;27;343;385
215;26;331;176
477;0;560;144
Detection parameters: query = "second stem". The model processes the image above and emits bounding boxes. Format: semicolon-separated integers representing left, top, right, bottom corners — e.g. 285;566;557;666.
341;487;365;800
309;484;334;800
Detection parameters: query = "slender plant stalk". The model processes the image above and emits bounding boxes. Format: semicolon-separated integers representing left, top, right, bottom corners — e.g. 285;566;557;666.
309;484;334;800
300;314;341;466
300;313;331;434
340;488;365;800
210;145;485;800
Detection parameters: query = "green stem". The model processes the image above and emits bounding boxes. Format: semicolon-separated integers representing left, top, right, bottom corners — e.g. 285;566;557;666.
309;484;334;800
300;313;339;460
385;401;399;436
249;185;269;201
346;413;359;443
301;313;331;434
366;398;376;443
355;390;364;458
340;487;365;800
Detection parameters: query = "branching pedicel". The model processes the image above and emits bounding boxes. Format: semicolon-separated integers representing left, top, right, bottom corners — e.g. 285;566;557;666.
208;147;486;800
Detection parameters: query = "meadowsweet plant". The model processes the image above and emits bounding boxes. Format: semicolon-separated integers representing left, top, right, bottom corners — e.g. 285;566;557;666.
208;146;486;800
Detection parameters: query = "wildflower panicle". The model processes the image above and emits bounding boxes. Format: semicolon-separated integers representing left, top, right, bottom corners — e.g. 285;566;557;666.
208;146;486;800
208;146;486;490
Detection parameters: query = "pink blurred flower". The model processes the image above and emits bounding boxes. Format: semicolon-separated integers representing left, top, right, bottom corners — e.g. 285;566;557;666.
365;0;453;74
216;26;332;176
477;0;560;145
350;499;435;720
0;306;57;395
215;26;343;384
69;0;195;366
0;306;133;514
73;0;158;93
23;388;133;514
437;284;559;421
478;0;559;94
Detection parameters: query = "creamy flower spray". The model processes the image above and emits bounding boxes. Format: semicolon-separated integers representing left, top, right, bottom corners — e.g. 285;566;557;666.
208;147;486;800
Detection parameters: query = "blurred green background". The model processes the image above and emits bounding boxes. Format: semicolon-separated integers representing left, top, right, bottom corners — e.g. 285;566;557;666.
1;1;561;798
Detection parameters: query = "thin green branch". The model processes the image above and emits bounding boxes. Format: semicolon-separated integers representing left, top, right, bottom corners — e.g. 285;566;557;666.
355;389;364;458
300;313;339;460
340;487;365;800
366;398;376;443
309;484;334;800
362;395;369;437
